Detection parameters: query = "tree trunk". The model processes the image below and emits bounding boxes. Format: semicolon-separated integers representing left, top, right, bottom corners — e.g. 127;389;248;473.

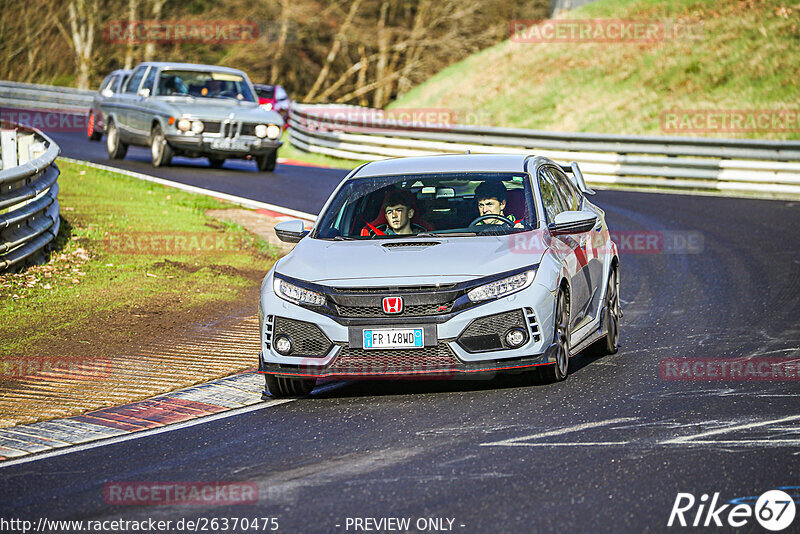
372;0;390;108
143;0;166;62
65;0;97;89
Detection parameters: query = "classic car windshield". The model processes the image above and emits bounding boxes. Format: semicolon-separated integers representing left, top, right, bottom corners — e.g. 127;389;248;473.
155;70;255;102
313;172;537;240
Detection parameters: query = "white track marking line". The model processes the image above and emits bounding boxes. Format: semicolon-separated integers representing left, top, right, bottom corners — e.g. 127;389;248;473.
479;417;636;447
660;414;800;444
0;399;294;469
60;158;318;222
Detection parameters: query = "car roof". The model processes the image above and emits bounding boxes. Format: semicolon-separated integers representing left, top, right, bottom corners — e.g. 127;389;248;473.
350;153;540;179
109;69;132;76
135;62;247;75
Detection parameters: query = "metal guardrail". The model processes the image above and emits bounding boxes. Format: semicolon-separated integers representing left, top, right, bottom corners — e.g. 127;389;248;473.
288;104;800;197
0;81;93;114
0;122;61;272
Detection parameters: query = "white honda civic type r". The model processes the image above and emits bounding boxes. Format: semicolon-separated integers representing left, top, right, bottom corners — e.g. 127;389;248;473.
258;154;620;397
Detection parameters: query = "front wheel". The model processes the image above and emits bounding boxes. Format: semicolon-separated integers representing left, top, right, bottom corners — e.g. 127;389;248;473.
150;124;173;167
106;120;128;159
255;150;277;172
264;375;316;398
539;290;570;383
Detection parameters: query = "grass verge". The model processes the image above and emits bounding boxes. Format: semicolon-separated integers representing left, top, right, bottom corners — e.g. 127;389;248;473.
0;160;280;359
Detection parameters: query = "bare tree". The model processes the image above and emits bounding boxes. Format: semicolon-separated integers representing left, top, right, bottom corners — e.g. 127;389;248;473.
143;0;167;62
123;0;138;69
56;0;98;89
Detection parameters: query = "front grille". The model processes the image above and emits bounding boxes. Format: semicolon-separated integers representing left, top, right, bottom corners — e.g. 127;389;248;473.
203;121;221;134
336;302;453;318
457;309;528;353
273;316;333;357
240;123;257;137
328;343;460;374
330;284;457;294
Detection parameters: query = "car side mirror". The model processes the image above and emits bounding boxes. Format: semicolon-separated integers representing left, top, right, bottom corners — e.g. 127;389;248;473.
137;88;150;98
275;220;309;243
101;88;114;98
548;210;597;236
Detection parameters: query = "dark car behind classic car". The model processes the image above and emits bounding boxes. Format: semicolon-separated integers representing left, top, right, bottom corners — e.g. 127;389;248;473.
87;69;131;141
100;62;285;171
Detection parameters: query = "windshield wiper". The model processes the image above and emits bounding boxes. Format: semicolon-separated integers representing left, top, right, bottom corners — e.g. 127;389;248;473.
332;235;357;241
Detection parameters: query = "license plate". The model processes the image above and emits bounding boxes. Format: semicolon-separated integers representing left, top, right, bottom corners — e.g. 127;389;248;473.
363;328;424;350
211;139;249;151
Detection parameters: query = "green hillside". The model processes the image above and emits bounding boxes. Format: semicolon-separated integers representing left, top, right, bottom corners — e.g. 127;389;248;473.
390;0;799;139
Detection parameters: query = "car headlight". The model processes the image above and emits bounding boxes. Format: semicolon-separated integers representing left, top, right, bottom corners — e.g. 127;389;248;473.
467;270;536;303
266;124;281;139
177;118;191;132
255;124;268;138
273;277;326;306
191;120;204;134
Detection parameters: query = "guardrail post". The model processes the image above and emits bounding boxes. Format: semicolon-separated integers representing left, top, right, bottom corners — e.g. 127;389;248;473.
17;132;33;165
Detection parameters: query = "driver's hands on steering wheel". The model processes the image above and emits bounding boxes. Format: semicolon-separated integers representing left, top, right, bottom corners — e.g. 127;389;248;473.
469;214;515;227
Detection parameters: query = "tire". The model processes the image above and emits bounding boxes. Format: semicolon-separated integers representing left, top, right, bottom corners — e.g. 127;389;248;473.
150;124;173;167
87;113;101;141
256;150;277;172
539;289;570;383
208;157;226;169
106;120;128;159
585;266;620;357
264;375;316;398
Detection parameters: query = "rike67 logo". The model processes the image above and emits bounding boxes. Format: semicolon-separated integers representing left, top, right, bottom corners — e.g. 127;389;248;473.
668;490;796;531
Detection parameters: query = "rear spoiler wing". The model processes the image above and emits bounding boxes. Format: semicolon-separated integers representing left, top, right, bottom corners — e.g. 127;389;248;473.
560;162;595;196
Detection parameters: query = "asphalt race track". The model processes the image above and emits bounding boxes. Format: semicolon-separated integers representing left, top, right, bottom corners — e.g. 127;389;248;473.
48;129;351;215
2;128;799;532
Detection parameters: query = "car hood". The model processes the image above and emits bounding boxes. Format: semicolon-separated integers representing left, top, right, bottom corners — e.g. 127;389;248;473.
275;231;547;287
157;97;283;123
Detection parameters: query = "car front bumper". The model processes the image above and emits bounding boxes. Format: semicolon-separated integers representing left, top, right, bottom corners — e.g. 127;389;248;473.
258;271;559;379
165;134;282;156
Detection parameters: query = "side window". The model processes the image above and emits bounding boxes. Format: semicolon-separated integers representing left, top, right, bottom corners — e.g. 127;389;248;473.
538;169;565;223
124;67;146;94
141;67;157;95
548;167;579;212
116;75;129;92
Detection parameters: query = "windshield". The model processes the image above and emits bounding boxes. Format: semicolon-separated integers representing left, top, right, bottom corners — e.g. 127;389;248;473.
155;70;255;102
313;172;537;240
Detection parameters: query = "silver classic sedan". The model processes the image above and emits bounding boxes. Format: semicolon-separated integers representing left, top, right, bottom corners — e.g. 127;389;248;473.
259;154;621;397
100;62;284;171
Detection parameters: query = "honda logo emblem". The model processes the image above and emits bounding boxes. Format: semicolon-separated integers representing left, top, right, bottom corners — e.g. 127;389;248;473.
382;297;403;314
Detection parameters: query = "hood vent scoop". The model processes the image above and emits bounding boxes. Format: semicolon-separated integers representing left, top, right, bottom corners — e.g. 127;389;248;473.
382;241;441;249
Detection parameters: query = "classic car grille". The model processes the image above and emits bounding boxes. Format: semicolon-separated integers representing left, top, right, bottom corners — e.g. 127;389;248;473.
203;121;221;134
457;309;528;353
336;302;453;318
328;344;460;374
273;316;333;357
240;123;257;137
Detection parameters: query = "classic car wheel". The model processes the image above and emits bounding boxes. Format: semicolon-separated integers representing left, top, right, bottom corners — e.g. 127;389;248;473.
106;120;128;159
87;113;102;141
539;289;570;383
208;157;226;169
264;375;316;398
150;124;173;167
585;266;620;357
256;150;277;172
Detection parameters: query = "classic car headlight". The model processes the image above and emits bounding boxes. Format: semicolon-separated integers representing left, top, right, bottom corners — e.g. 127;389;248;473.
177;118;191;132
255;124;268;138
273;277;326;306
191;120;204;134
266;124;281;139
467;270;536;303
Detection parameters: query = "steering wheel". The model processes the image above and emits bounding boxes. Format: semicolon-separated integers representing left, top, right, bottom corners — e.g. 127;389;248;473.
469;214;514;227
